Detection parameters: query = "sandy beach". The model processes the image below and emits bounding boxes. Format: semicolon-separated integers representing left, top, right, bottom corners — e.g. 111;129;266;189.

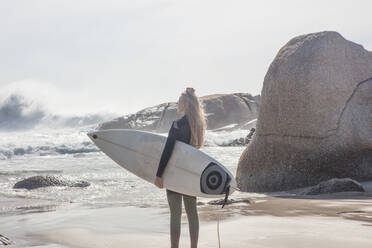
1;182;372;247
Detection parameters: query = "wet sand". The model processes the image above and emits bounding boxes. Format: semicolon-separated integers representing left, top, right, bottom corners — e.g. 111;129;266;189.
33;215;372;248
1;182;372;247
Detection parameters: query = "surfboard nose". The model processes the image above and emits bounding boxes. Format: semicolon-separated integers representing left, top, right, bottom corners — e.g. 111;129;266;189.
87;131;98;140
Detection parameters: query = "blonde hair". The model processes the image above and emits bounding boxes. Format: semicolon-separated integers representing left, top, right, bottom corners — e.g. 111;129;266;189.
179;87;206;149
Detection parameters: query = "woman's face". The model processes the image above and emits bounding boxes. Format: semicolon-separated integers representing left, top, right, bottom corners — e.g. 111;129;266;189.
177;95;185;114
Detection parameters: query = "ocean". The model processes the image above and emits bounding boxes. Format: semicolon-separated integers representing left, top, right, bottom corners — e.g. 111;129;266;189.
0;124;248;218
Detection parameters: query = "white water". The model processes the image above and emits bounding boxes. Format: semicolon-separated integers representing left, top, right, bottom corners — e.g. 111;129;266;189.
0;124;248;217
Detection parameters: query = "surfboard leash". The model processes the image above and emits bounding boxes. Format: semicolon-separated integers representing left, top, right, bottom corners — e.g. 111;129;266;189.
217;185;244;247
217;185;231;248
221;186;230;208
217;207;222;248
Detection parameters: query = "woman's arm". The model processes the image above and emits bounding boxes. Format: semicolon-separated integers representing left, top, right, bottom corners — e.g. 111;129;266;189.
155;121;179;178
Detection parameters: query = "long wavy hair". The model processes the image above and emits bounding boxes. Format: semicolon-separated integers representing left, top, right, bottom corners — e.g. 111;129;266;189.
179;87;206;149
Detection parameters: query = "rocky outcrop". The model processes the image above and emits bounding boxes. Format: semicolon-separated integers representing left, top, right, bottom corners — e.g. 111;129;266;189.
220;128;256;146
98;93;260;132
237;31;372;192
300;178;365;195
221;137;249;146
13;175;90;190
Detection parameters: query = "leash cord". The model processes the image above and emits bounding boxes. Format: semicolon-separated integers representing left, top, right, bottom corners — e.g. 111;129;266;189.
217;209;221;248
217;186;231;248
216;185;242;247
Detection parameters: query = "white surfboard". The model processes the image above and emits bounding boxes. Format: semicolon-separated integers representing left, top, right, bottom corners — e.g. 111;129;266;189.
87;129;236;198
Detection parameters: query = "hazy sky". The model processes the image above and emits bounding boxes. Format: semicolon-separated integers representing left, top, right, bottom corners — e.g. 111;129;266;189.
1;0;372;116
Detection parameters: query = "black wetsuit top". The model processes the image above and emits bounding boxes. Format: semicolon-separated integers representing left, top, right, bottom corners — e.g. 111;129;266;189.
156;115;191;178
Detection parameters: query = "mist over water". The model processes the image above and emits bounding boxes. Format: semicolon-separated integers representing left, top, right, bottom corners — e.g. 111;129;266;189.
0;94;44;130
0;92;118;131
0;87;119;160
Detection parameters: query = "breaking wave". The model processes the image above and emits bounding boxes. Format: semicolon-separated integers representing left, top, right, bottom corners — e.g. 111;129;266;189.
0;94;44;130
0;142;99;160
0;93;118;131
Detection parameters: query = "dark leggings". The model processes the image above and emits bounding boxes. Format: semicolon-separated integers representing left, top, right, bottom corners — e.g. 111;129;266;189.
166;189;199;248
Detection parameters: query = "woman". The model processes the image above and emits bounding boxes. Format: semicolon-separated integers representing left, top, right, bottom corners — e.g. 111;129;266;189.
154;87;206;248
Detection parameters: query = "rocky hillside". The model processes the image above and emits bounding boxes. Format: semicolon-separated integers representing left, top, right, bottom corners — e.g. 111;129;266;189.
98;93;260;132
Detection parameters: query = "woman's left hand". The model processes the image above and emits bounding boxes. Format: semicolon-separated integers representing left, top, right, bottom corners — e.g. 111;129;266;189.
155;176;163;188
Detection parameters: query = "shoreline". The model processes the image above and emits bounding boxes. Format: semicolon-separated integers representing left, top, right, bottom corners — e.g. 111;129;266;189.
1;188;372;247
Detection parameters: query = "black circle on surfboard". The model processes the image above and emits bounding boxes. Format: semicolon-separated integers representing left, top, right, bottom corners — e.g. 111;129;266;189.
207;171;222;190
200;162;228;194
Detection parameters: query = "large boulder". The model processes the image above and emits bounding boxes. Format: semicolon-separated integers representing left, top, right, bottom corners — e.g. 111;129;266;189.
300;178;365;195
13;175;90;190
236;31;372;192
98;93;260;132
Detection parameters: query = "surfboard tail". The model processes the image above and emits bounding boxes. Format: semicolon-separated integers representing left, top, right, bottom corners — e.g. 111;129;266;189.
200;162;236;196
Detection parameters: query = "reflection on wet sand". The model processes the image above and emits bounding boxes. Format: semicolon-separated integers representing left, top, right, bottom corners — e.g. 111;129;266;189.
196;182;372;224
